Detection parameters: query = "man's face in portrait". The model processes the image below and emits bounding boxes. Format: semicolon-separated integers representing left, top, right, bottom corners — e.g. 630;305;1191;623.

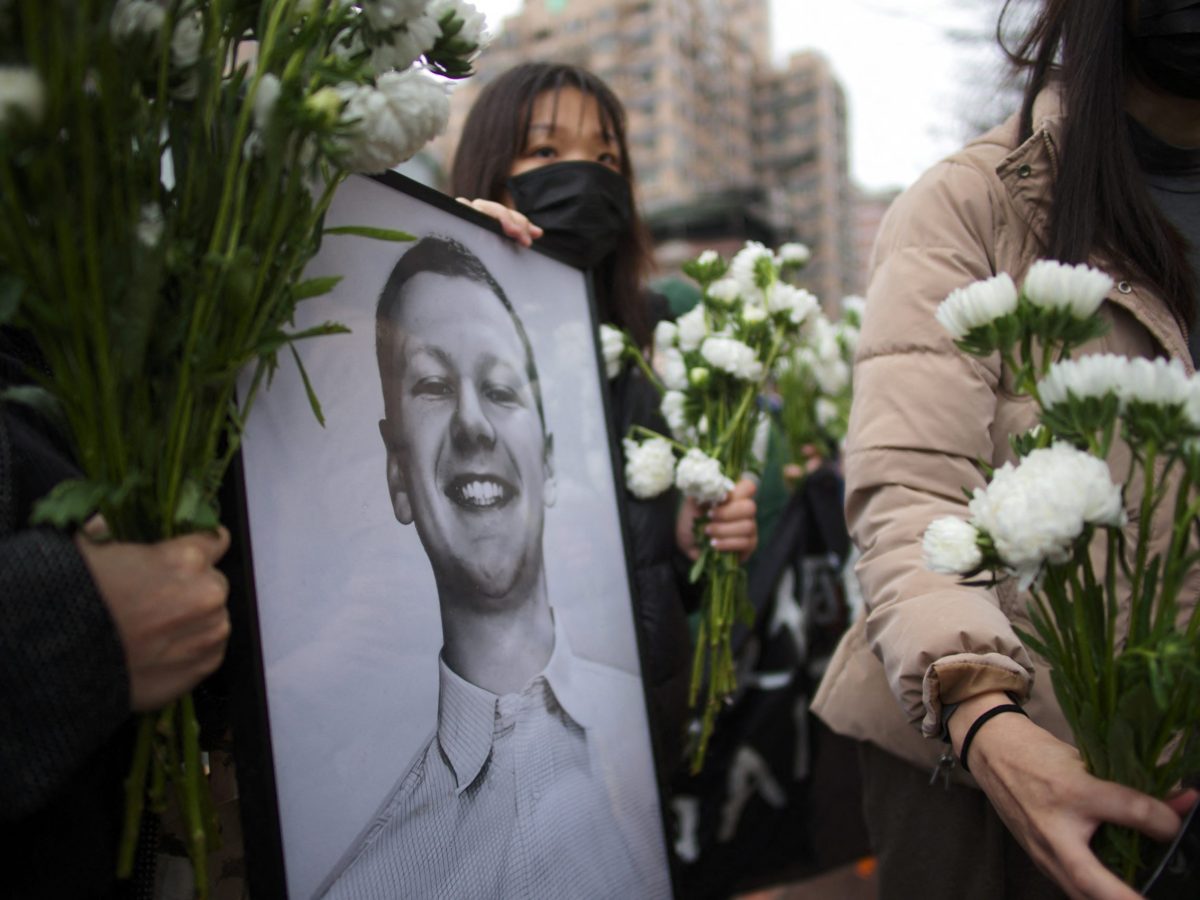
379;271;555;605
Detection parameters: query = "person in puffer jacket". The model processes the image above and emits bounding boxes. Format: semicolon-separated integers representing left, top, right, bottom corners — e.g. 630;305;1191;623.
812;1;1200;897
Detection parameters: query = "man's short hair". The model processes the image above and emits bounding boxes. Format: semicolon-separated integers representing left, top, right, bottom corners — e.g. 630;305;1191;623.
376;235;546;434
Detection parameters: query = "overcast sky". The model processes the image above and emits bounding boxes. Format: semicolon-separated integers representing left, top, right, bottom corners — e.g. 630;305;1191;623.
465;0;1011;192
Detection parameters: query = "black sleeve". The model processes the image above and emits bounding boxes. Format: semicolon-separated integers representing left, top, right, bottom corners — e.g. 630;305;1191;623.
0;408;130;821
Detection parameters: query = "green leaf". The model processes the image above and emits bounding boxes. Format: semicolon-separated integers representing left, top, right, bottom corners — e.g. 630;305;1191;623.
252;321;350;358
324;225;416;242
289;321;351;341
0;272;23;324
290;343;326;427
0;385;69;436
173;479;219;531
292;275;343;301
687;550;707;584
30;479;111;529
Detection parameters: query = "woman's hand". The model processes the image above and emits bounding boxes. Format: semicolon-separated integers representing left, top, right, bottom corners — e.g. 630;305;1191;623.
455;197;543;247
949;691;1197;900
676;476;758;563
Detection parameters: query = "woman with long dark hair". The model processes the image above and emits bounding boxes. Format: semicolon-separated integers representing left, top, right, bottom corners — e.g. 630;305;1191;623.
450;62;760;775
812;1;1199;897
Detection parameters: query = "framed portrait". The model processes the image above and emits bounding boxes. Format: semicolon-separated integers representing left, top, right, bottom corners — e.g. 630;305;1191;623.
228;172;674;899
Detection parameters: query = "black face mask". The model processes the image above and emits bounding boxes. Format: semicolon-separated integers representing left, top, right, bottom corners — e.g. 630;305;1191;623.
1131;0;1200;100
506;161;632;269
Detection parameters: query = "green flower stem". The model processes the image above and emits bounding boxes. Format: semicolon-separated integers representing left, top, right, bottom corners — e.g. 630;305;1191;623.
180;694;210;900
116;714;156;878
626;341;665;393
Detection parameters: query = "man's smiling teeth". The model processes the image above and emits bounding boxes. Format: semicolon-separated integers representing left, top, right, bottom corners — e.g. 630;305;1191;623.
454;479;509;507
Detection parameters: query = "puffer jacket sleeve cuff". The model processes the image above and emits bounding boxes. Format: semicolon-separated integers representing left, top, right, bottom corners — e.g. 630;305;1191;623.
921;653;1031;738
866;587;1035;736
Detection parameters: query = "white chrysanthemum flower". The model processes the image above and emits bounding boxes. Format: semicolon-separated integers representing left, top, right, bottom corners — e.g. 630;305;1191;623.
806;314;840;361
336;69;449;172
254;73;281;132
136;203;164;247
968;442;1123;587
837;321;859;356
1120;356;1191;408
767;282;819;326
362;0;430;30
700;336;764;381
171;10;203;69
742;303;767;325
599;324;624;380
657;348;688;391
661;390;689;440
729;240;773;297
815;397;840;428
777;242;811;266
676;304;709;352
813;357;850;395
1185;379;1200;431
1038;354;1130;408
429;0;488;49
674;448;734;504
653;319;678;355
923;517;982;574
624;437;676;499
111;0;166;42
0;66;44;127
1023;259;1112;318
841;295;867;321
935;273;1019;340
371;12;442;72
707;278;741;306
697;249;719;266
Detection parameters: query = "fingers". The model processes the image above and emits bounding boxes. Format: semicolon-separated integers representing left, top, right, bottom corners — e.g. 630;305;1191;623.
1086;780;1186;844
707;478;758;559
1166;788;1200;818
456;197;543;247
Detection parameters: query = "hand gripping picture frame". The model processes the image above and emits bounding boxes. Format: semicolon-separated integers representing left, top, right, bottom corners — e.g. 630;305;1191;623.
227;172;675;900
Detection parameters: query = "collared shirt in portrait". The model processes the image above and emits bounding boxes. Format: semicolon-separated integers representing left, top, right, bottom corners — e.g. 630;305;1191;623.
318;614;671;900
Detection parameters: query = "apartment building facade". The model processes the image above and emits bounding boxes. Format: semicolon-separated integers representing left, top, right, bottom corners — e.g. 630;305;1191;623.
433;0;858;305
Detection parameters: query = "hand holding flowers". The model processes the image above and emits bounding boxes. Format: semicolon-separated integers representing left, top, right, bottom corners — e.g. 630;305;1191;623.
0;1;484;893
922;259;1200;884
612;242;812;769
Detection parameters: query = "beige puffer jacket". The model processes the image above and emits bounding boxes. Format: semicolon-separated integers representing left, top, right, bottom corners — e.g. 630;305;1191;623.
811;88;1199;782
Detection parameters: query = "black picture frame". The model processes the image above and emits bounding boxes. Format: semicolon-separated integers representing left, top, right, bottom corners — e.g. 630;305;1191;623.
228;171;676;899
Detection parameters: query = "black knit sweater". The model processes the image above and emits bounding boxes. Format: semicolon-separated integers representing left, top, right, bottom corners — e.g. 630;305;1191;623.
0;331;133;898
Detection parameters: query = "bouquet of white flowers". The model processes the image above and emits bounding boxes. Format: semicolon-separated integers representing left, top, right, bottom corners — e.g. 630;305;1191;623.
611;242;813;769
774;291;860;467
921;260;1200;883
0;1;482;893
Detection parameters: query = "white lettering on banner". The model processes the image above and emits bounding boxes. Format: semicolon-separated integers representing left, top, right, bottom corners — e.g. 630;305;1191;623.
672;796;701;863
717;746;786;843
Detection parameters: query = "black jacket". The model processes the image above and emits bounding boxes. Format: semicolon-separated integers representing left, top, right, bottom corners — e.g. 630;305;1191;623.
609;364;695;777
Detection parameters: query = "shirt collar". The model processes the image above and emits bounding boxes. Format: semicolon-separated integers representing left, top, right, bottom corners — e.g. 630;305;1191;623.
435;610;593;794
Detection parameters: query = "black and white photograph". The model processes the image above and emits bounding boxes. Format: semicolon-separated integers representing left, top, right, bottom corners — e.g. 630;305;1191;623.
236;173;673;900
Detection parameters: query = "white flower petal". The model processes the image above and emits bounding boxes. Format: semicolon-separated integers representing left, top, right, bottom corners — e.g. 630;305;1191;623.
1023;259;1113;318
624;437;676;499
935;273;1018;340
674;448;733;504
922;517;982;574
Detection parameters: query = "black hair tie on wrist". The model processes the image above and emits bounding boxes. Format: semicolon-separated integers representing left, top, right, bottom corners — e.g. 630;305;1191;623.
959;703;1028;774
